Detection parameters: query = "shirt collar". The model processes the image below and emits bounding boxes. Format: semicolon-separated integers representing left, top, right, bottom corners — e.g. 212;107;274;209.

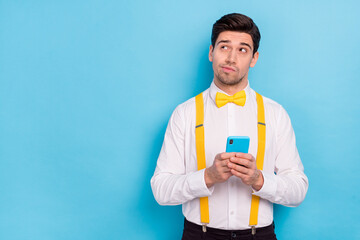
209;80;251;105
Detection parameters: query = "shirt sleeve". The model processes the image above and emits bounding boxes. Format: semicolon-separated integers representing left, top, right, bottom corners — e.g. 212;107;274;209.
150;105;214;206
252;105;309;207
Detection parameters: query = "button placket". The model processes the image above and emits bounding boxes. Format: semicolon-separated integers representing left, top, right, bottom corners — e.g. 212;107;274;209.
228;104;236;135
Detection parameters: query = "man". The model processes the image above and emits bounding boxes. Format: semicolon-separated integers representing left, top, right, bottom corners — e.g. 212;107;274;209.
151;13;308;240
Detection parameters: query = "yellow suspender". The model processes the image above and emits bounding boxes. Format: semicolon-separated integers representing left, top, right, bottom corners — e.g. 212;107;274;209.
195;91;266;228
249;92;266;226
195;93;210;225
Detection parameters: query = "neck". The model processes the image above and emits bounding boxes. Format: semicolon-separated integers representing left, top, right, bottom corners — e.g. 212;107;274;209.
214;78;249;95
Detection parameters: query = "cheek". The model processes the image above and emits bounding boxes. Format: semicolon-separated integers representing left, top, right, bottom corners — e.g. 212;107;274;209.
240;58;253;69
213;59;220;69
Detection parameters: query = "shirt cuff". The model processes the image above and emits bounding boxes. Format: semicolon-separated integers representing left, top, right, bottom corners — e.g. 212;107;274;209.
187;169;214;198
252;171;277;200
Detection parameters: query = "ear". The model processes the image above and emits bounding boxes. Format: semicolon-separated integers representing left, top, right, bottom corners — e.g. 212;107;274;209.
250;51;259;68
209;45;213;62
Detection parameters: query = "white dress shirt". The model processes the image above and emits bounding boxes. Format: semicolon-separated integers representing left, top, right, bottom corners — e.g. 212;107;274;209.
151;81;308;230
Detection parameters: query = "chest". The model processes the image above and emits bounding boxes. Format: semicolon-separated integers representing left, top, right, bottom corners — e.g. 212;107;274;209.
185;99;277;172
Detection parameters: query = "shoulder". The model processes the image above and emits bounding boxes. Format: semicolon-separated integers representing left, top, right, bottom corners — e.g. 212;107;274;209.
254;91;291;124
262;95;282;112
252;89;281;111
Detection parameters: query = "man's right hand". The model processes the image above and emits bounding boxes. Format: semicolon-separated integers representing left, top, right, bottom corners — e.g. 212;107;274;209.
204;152;235;188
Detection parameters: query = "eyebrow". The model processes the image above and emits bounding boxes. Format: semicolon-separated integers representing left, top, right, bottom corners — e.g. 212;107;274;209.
216;40;253;50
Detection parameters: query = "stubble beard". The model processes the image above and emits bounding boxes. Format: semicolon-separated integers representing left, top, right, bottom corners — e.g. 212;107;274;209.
215;71;245;87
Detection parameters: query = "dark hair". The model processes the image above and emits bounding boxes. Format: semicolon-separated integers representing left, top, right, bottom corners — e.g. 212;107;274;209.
211;13;261;54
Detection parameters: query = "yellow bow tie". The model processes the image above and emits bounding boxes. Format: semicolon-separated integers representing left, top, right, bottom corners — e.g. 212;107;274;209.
215;90;246;108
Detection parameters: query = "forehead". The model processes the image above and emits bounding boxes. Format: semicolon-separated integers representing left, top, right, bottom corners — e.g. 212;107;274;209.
215;31;253;47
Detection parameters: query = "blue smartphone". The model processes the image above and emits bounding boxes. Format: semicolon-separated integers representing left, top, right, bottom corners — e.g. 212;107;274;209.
226;136;250;153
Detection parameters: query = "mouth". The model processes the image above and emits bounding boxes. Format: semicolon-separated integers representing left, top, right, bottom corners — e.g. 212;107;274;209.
221;66;236;73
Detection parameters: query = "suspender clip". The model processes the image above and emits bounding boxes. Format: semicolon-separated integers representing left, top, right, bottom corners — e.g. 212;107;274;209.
251;226;256;235
202;224;207;233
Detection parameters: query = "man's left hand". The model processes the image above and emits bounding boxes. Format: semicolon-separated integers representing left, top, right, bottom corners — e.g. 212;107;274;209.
227;152;264;191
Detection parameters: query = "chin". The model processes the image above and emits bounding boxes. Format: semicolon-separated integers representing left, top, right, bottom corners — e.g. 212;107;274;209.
218;77;243;86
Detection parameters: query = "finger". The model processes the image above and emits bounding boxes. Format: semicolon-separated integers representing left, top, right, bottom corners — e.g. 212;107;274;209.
230;169;247;180
214;159;229;169
220;159;230;167
217;167;232;178
220;163;232;172
235;152;254;160
228;162;249;174
229;157;251;168
221;168;232;173
214;159;231;171
218;152;236;160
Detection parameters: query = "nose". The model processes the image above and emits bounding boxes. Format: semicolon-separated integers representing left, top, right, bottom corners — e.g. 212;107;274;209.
226;49;236;63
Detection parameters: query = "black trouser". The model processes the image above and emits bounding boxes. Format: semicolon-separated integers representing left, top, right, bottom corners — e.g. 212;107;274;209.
181;218;277;240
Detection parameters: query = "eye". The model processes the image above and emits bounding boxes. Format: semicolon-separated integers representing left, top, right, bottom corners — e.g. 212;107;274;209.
239;48;247;53
221;45;229;50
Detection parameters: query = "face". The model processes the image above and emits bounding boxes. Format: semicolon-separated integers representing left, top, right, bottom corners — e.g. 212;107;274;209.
209;31;259;87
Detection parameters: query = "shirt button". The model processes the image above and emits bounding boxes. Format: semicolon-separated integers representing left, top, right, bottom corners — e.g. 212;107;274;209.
230;211;234;215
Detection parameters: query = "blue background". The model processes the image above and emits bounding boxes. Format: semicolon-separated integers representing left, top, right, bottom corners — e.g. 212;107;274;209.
0;0;359;239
